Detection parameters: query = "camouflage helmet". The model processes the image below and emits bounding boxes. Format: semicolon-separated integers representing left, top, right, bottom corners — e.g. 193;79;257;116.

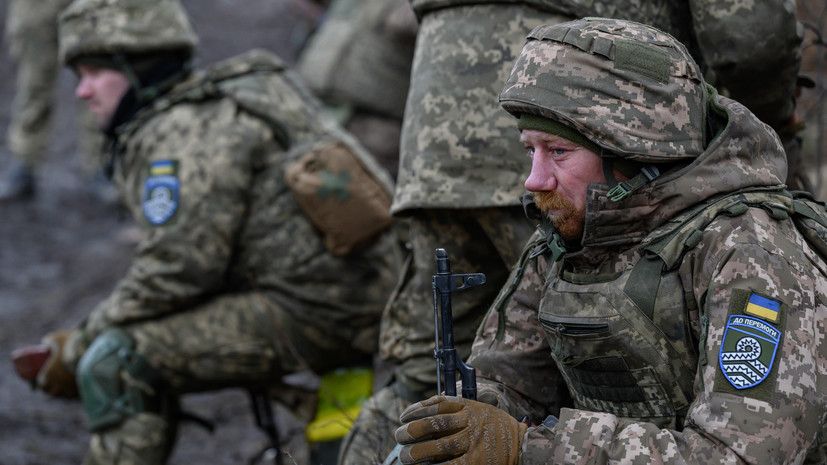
499;17;708;164
59;0;198;66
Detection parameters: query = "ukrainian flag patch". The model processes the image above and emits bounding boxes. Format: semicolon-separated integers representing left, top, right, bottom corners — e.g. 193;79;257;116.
745;293;781;323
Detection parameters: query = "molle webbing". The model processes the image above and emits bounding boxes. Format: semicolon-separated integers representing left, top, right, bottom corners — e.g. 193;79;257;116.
791;192;827;259
560;355;645;403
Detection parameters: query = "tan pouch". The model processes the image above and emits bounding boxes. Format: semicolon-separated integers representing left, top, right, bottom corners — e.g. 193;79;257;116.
285;138;394;256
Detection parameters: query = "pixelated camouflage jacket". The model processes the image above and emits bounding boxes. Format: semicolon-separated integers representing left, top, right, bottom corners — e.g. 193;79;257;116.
81;50;400;353
466;94;827;463
393;0;800;212
297;0;417;120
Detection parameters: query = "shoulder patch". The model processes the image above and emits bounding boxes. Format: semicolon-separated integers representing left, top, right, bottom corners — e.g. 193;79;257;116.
143;160;180;226
719;314;780;389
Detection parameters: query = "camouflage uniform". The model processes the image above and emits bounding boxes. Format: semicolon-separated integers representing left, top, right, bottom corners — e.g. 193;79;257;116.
3;0;104;195
55;1;401;464
345;1;801;463
458;19;827;464
296;0;418;179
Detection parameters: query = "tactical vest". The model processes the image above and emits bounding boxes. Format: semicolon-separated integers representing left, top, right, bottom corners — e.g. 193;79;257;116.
500;187;827;428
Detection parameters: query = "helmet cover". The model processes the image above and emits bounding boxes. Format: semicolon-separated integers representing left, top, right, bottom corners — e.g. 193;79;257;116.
59;0;198;66
500;17;707;163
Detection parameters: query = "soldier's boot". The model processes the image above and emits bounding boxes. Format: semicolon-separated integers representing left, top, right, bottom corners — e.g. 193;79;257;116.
0;162;35;201
84;413;175;465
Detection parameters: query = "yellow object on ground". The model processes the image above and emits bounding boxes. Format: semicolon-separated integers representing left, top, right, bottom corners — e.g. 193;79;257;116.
305;366;373;443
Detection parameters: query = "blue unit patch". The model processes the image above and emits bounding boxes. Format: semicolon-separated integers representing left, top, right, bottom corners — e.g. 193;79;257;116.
719;315;780;389
143;160;179;225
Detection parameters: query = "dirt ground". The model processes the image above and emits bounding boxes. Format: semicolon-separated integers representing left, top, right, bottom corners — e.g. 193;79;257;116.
0;1;825;465
0;1;325;464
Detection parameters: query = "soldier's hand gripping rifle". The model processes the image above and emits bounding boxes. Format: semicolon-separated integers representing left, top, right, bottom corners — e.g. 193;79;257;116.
432;248;485;400
380;248;488;465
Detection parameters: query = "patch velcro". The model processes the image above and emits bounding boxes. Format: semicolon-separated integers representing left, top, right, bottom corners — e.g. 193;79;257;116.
143;160;179;226
715;289;785;402
745;293;781;323
614;39;670;84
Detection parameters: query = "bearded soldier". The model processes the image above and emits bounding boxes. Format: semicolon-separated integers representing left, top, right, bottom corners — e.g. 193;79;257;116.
9;0;402;463
346;0;804;463
392;18;826;465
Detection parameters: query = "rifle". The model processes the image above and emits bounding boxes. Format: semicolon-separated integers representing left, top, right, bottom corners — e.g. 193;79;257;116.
381;248;486;465
432;248;484;400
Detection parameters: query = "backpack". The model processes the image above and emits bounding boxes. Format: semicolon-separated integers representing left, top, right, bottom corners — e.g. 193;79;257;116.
150;49;396;256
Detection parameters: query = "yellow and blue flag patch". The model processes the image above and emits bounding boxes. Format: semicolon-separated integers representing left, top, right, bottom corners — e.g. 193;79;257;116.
745;293;781;323
143;160;179;226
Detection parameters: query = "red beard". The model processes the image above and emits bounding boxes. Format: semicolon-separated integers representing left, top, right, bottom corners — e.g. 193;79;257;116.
532;191;585;240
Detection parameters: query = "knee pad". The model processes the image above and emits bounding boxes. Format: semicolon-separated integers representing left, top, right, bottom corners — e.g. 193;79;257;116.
77;328;162;431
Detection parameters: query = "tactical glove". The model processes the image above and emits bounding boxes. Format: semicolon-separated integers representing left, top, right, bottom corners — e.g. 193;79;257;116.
37;330;79;398
394;395;526;465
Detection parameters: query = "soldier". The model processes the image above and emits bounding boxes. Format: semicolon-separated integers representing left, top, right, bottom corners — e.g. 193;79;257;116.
342;1;805;463
1;0;105;201
392;18;827;464
10;0;402;463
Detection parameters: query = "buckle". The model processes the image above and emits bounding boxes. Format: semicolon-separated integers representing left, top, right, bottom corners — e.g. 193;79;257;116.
607;182;632;202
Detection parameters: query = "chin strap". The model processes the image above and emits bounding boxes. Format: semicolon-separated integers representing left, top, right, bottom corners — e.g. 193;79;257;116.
607;165;660;201
601;154;661;202
113;53;193;104
521;193;577;262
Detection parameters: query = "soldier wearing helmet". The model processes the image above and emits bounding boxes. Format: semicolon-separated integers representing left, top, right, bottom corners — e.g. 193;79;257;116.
10;0;403;463
390;18;827;465
362;2;804;463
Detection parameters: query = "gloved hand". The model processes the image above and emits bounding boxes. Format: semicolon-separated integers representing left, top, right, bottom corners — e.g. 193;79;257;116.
37;330;79;399
394;395;527;465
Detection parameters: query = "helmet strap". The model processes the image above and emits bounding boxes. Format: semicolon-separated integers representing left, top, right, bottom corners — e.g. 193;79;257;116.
607;164;661;202
600;148;661;202
113;53;193;104
602;154;619;187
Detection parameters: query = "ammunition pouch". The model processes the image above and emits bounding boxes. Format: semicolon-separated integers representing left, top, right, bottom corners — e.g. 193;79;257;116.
76;328;163;431
285;135;394;256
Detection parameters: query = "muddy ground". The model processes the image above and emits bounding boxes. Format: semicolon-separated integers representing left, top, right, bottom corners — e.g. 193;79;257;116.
0;1;825;465
0;1;325;464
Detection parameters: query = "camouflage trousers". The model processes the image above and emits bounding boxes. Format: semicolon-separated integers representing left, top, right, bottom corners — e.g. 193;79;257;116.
78;290;372;465
6;0;103;171
336;383;410;465
338;206;535;465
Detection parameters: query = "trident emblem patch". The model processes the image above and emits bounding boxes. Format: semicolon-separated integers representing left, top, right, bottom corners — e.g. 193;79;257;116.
719;315;780;389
